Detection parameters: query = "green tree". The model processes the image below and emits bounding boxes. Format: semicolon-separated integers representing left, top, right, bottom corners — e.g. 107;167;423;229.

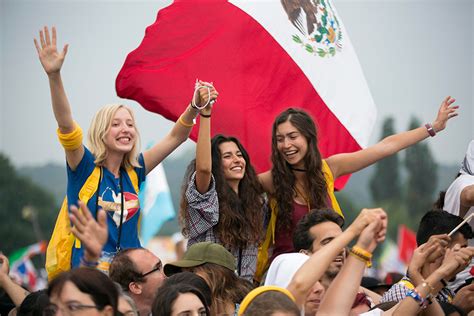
369;117;402;204
404;117;438;216
0;153;57;256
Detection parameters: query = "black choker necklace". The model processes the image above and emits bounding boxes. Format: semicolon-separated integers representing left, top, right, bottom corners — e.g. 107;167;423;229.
291;166;307;172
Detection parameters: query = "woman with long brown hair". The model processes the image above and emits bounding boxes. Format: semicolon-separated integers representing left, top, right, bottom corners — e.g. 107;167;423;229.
256;98;458;279
179;82;266;281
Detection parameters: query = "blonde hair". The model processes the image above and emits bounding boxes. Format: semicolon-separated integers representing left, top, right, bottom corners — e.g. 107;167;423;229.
87;104;141;169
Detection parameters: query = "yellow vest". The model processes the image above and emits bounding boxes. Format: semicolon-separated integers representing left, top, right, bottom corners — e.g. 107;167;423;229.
45;166;138;280
254;160;343;282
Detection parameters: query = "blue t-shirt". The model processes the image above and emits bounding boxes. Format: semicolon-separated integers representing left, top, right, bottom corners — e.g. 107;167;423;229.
66;147;146;268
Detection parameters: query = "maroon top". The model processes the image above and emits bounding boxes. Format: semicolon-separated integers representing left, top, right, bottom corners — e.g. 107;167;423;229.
270;201;308;262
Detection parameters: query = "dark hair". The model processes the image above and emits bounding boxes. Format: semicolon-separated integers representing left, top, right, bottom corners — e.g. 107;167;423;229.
163;272;212;308
416;210;473;245
181;135;264;248
271;108;328;230
193;263;254;315
151;283;210;316
109;248;144;291
17;290;49;316
47;267;118;314
293;209;344;251
243;291;300;316
433;191;446;209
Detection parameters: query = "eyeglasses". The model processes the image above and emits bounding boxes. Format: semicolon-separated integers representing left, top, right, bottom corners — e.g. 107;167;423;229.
140;262;163;278
43;303;98;316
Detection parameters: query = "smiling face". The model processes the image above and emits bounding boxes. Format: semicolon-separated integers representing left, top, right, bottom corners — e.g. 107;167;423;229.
103;107;137;156
309;221;345;276
276;121;309;169
219;141;246;183
171;293;207;316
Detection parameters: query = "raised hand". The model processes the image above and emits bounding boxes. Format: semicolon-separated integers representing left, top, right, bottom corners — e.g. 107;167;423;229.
432;96;459;132
348;208;387;237
193;80;219;112
355;212;387;253
70;201;108;262
34;26;69;75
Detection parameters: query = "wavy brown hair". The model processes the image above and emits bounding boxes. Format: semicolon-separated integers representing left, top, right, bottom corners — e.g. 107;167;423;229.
180;135;264;249
271;108;328;230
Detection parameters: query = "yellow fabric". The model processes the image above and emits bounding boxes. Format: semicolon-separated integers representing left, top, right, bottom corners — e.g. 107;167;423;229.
254;160;342;282
56;123;83;151
46;166;139;281
399;279;415;290
238;286;295;316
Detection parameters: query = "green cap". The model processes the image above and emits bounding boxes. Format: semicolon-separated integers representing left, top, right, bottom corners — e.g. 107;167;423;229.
164;241;236;276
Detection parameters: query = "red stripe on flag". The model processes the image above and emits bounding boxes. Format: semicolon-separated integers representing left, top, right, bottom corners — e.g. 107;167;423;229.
398;225;417;264
116;0;361;188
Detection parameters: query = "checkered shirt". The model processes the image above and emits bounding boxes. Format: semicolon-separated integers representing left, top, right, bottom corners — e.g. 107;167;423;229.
381;276;454;303
184;172;265;281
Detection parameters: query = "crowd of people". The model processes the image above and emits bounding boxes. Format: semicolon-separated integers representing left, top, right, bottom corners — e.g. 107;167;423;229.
1;25;473;316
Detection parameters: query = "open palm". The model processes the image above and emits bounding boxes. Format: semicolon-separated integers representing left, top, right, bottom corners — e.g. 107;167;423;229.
34;26;68;74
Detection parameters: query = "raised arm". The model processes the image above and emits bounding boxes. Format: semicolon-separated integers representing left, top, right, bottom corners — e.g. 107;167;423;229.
194;82;218;194
142;82;218;175
326;96;458;179
34;26;84;170
287;208;387;307
460;185;474;218
317;211;387;315
0;254;29;306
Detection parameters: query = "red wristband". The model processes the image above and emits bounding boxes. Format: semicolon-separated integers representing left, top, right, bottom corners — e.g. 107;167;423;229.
425;123;436;137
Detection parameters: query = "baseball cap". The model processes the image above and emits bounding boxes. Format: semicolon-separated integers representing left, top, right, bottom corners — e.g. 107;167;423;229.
164;241;236;276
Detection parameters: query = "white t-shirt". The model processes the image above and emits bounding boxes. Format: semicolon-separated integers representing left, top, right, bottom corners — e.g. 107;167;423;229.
444;174;474;291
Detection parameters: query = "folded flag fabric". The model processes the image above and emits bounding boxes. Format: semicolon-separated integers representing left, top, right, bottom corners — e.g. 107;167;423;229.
139;163;176;246
116;0;376;188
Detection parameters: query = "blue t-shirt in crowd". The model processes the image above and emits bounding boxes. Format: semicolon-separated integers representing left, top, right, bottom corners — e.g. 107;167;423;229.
66;147;146;268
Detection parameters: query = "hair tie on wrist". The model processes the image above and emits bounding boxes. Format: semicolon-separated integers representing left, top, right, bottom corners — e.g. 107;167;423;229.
425;123;436;137
200;113;211;118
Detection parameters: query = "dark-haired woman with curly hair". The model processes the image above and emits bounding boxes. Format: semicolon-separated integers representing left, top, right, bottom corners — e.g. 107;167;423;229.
256;98;459;280
179;82;266;282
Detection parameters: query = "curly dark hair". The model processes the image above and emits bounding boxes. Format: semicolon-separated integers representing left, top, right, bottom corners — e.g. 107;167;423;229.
180;135;264;249
271;108;329;230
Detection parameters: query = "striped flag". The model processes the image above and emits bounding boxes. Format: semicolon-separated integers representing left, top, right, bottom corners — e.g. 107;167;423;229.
116;0;376;188
139;163;176;246
9;241;47;291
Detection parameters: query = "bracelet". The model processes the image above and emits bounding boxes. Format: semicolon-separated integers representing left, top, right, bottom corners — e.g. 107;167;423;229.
421;280;435;294
424;123;436;137
200;113;211;118
80;257;99;267
407;289;428;309
178;115;195;128
349;246;372;268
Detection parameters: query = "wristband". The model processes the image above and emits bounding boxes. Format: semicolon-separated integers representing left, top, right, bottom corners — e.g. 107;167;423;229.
80;257;99;268
200;113;211;118
178;115;195;128
349;246;372;268
425;123;436;137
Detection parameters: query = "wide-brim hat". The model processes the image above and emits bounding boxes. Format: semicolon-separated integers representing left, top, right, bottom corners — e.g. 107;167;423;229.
164;241;236;276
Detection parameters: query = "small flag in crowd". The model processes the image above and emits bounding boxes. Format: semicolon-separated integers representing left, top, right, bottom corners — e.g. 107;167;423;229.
9;241;47;291
116;0;376;189
398;225;417;264
139;163;176;246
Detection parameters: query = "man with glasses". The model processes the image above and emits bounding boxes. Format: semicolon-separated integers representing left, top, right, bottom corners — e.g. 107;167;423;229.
110;248;165;316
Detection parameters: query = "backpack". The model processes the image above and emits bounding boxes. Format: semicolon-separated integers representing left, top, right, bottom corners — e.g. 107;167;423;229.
45;166;138;280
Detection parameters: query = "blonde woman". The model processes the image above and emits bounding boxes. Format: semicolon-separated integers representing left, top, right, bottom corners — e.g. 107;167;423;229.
34;26;213;271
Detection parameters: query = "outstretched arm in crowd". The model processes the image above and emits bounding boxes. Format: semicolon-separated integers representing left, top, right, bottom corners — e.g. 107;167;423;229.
69;201;108;266
0;254;29;306
317;210;387;315
326;96;458;179
287;208;387;307
34;26;84;170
